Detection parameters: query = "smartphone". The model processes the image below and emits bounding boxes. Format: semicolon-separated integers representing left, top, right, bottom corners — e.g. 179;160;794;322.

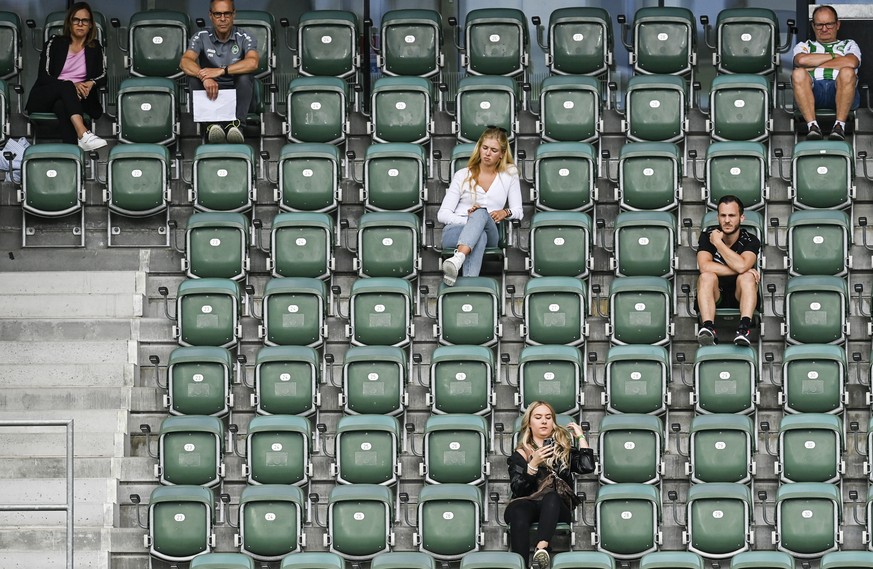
543;437;555;447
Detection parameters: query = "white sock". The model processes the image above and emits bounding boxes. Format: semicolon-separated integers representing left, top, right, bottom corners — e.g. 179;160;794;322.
807;120;819;129
835;120;846;128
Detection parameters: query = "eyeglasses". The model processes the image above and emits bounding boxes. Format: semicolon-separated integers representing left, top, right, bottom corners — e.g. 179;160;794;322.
71;17;91;26
814;21;837;29
210;10;235;20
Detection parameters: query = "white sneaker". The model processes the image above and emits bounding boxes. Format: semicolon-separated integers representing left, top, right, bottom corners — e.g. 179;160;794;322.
442;252;465;286
225;122;244;144
532;549;550;569
77;131;107;151
207;123;226;144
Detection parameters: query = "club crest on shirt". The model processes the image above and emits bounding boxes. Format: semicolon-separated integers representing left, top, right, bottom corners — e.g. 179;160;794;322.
231;44;240;54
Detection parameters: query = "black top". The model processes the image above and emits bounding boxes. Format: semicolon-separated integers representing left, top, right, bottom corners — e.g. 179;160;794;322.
698;227;760;266
507;446;595;499
26;35;107;117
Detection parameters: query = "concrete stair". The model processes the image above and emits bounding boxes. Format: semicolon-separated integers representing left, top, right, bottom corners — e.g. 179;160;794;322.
0;271;144;569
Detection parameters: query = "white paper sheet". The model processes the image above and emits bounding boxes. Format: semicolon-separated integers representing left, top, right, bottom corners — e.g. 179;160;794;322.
192;90;237;123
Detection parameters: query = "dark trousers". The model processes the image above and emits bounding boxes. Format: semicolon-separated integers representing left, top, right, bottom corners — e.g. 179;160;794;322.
504;492;572;561
188;73;254;124
26;79;102;144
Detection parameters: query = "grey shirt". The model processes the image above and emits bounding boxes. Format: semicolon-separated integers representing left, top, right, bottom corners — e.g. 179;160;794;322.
188;26;257;70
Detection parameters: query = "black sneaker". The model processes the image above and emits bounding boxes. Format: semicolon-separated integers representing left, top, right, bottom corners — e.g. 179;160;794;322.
829;123;846;141
697;325;718;346
734;326;752;347
806;123;823;140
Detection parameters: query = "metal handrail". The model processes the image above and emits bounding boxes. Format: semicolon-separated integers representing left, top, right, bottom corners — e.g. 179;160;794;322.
0;420;74;569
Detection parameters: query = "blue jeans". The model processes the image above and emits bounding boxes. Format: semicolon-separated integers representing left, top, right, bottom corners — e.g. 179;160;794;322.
441;208;499;277
812;78;861;110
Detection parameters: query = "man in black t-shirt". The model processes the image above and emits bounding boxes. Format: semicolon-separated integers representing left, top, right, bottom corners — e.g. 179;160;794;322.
696;195;761;346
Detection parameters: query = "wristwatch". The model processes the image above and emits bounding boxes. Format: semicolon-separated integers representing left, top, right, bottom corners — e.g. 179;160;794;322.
223;66;229;76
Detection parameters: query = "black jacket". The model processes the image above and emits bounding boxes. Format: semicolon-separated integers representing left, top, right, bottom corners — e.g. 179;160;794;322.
26;35;106;117
507;446;595;499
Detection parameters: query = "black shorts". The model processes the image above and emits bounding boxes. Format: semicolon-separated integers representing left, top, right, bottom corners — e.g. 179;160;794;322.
716;276;739;309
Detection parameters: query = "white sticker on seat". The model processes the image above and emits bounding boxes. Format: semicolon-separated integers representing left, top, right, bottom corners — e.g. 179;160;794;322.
730;167;741;175
141;102;152;111
193;373;204;382
643;168;654;176
804;440;816;449
649;100;661;109
405;35;416;43
480;101;491;110
296;238;307;246
265;513;276;521
624;441;635;450
382;237;394;246
450;442;461;450
321;36;332;44
813;235;824;244
209;238;221;247
361;442;372;450
563;101;575;109
715;441;726;450
132;169;143;178
734;100;745;108
311;102;322;110
46;170;57;178
271;443;283;451
810;302;821;310
302;169;314;177
817;166;828;175
395;101;407;110
573;33;584;41
455;372;467;381
368;372;379;381
462;303;473;312
287;305;299;313
634;303;646;311
152;36;163;45
631;372;642;380
741;33;752;41
184;443;195;452
279;373;291;382
720;372;731;379
544;372;555;380
489;34;500;42
354;512;365;520
549;303;560;312
808;371;819;379
639;237;650;245
554;237;565;246
201;305;213;314
217;169;228;177
658;33;669;41
388;168;399;176
443;512;454;520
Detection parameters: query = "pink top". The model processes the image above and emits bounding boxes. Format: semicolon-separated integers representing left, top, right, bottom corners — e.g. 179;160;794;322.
57;48;87;83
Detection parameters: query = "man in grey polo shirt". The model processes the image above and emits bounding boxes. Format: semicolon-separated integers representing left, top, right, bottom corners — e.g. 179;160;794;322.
180;0;259;143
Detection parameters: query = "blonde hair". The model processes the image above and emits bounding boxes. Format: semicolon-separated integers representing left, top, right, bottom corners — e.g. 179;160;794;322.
464;126;515;194
517;401;573;469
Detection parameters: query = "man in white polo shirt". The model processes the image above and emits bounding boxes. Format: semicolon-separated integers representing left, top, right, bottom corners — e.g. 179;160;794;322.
180;0;259;143
791;4;861;141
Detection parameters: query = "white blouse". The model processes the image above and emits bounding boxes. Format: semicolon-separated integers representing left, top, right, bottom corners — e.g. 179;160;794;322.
437;165;523;226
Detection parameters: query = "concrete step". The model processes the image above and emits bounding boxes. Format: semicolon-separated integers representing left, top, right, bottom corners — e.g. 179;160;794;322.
0;248;144;273
0;387;133;411
0;362;134;388
0;409;127;458
0;319;134;341
0;478;117;527
0;271;145;319
0;550;109;569
0;457;112;479
0;340;135;365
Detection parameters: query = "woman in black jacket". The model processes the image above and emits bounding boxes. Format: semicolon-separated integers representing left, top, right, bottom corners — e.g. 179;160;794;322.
25;1;107;150
505;401;595;569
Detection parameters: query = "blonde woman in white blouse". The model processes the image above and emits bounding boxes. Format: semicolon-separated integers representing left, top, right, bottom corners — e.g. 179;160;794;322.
437;127;523;285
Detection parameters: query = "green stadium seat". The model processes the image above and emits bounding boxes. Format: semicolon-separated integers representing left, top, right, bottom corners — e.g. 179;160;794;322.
713;8;781;75
617;142;681;211
146;485;214;563
511;414;577;450
450;142;477;174
281;552;344;569
190;552;254;569
115;77;178;145
787;210;851;276
260;278;327;347
783;275;848;345
538;75;601;143
608;276;672;346
0;79;7;143
707;74;771;142
422;414;489;485
252;346;319;417
165;346;234;417
19;143;85;247
604;345;670;415
701;210;765;245
624;75;687;143
415;484;483;560
269;212;334;279
777;413;843;483
104;144;171;246
379;9;443;78
236;485;304;560
0;12;21;81
276;143;341;213
428;345;494;415
791;140;854;210
640;551;704;569
730;552;794;569
774;483;841;557
821;552;873;569
244;415;311;486
693;345;758;415
684;483;752;558
517;345;583;415
522;276;587;346
703;141;767;211
533;142;597;212
687;414;755;484
183;212;250;281
628;7;695;76
295;10;359;79
553;551;615;569
156;415;224;487
454;75;519;143
235;11;276;79
594;484;660;559
191;144;255;213
285;77;348;144
598;414;663;484
348;277;414;347
613;211;677;277
342;345;407;416
462;8;528;77
326;484;394;560
436;277;501;347
356;212;420;279
127;10;191;78
545;8;613;77
333;415;401;485
780;344;846;414
369;77;433;144
460;552;525;569
528;212;593;278
174;278;242;348
363;143;427;212
372;552;436;569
